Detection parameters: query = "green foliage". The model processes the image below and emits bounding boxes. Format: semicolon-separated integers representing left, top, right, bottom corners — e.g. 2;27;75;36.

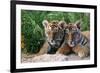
21;10;90;53
45;12;65;21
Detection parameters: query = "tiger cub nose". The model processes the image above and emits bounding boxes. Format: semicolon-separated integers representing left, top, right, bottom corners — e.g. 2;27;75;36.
50;40;55;45
68;40;75;47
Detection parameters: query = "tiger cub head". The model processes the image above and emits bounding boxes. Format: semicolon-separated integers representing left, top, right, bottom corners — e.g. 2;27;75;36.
65;20;82;47
42;20;66;48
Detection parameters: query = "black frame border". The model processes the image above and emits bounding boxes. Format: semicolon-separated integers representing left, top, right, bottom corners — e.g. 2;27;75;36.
10;1;97;73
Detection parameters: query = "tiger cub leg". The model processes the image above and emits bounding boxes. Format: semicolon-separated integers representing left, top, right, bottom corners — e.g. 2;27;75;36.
35;41;49;56
72;45;90;58
56;45;71;55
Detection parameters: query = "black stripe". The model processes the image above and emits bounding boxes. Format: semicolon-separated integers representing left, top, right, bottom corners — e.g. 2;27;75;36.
81;37;85;45
83;40;88;46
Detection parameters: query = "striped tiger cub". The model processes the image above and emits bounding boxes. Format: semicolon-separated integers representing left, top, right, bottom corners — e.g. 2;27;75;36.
65;20;90;58
56;20;90;58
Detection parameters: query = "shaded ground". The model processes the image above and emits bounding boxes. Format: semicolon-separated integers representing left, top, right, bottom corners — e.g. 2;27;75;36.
21;53;90;63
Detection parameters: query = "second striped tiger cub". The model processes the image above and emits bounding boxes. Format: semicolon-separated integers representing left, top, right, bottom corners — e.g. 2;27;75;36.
57;20;90;58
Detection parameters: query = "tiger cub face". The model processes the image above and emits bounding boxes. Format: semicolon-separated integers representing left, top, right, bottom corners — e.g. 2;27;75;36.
42;20;66;49
65;20;82;47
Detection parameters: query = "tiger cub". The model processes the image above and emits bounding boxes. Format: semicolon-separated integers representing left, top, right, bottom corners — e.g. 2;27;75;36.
36;20;66;56
57;20;90;58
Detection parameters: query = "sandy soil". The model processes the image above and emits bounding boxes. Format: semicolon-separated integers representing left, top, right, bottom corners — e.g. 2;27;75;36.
21;53;90;63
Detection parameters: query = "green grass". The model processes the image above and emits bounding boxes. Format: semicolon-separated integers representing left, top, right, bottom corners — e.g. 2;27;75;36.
21;10;90;53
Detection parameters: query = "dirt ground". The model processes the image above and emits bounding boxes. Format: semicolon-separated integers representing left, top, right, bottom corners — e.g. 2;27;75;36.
21;53;90;63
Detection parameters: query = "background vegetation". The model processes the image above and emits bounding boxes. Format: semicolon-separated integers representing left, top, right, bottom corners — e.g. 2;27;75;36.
21;10;90;53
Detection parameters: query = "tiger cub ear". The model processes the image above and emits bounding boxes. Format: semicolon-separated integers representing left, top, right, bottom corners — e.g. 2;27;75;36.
42;20;49;28
58;21;66;29
74;20;82;29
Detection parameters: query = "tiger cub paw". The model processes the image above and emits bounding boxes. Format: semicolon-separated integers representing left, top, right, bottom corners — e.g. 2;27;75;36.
78;48;89;58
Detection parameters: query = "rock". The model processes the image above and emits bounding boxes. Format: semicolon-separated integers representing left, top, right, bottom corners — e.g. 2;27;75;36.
22;54;68;63
32;54;68;62
21;54;90;63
